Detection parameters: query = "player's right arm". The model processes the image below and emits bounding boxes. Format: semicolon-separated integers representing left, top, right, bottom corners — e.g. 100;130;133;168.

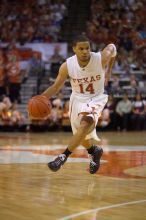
42;62;68;99
101;44;117;86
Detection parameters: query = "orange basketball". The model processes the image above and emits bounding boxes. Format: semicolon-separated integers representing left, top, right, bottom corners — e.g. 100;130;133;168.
28;95;51;119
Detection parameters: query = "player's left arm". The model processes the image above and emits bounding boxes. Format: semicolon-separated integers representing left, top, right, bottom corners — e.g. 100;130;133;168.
101;44;117;86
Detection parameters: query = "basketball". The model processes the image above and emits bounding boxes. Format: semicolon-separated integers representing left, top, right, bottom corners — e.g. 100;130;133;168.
28;95;51;119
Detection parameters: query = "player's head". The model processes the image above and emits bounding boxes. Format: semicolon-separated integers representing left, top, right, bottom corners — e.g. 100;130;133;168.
72;34;91;62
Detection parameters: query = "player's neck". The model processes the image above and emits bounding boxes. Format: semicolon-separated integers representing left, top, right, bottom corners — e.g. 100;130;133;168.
77;58;90;68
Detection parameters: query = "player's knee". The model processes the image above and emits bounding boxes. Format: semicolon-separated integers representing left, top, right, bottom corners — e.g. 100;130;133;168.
80;116;95;130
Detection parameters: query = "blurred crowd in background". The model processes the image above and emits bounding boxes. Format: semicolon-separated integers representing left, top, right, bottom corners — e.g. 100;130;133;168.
0;0;146;132
0;0;68;43
87;0;146;95
0;92;146;132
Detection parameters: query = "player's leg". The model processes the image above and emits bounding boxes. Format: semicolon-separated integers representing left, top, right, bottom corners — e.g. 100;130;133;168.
48;94;107;172
48;115;95;172
67;115;95;151
79;94;108;174
81;138;103;174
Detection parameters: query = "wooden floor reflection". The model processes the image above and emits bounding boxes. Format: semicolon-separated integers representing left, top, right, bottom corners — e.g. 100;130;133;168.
0;131;146;220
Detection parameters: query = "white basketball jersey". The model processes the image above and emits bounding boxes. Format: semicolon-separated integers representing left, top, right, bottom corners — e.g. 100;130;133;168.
67;52;105;97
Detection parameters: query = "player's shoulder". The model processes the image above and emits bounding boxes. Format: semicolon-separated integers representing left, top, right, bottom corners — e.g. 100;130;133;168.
67;54;76;62
60;61;67;70
91;51;101;56
90;51;101;61
58;61;68;76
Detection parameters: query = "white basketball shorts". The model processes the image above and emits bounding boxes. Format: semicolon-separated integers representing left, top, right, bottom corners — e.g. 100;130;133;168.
69;92;108;141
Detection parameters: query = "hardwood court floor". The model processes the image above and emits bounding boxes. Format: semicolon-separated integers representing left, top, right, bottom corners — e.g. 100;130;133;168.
0;131;146;220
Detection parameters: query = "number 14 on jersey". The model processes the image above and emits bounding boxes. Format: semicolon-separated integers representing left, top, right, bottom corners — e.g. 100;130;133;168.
79;83;95;94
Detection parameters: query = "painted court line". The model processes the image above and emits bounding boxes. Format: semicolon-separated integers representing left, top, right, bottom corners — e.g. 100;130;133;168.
0;145;146;151
58;199;146;220
0;144;145;164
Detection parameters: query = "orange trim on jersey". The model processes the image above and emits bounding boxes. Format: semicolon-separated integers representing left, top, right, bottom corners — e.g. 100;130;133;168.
78;108;97;117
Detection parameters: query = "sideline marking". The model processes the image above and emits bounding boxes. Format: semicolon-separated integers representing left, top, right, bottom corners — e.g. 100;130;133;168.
0;145;146;151
58;199;146;220
0;144;146;164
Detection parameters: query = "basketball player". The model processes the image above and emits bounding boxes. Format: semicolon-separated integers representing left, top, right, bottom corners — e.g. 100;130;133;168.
42;34;117;174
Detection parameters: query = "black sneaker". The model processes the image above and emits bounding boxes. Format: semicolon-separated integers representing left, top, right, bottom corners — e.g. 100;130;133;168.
89;146;103;174
48;154;67;172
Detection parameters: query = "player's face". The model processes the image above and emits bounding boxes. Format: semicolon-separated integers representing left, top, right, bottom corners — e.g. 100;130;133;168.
73;42;91;62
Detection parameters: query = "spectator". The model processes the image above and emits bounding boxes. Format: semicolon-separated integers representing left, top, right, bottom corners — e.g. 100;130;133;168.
115;93;132;131
131;93;146;130
52;92;64;109
0;102;6;114
62;100;70;128
10;102;26;125
49;100;63;127
130;74;138;94
27;52;43;77
2;95;12;110
111;76;120;93
0;49;6;97
6;49;22;103
50;45;65;78
0;107;12;125
105;94;117;129
98;108;111;129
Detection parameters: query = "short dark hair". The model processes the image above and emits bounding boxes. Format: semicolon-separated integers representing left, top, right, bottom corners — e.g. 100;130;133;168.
72;33;90;46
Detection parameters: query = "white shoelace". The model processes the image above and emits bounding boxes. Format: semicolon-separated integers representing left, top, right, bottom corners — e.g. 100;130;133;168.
58;154;66;161
53;154;66;166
